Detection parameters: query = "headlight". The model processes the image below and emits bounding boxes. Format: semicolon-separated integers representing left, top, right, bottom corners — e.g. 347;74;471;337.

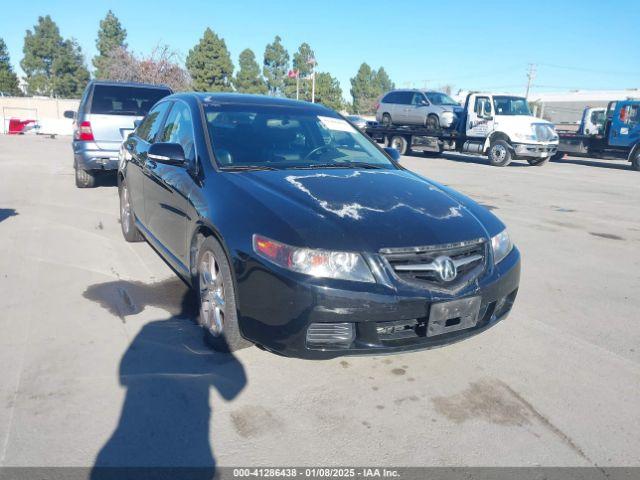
491;229;513;264
253;234;375;283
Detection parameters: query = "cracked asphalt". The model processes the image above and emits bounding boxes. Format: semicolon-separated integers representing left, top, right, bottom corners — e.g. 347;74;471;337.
0;135;638;468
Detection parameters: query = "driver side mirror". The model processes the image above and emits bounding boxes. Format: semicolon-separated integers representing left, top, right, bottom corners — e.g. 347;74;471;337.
383;146;401;161
148;142;186;166
133;119;143;129
420;100;429;107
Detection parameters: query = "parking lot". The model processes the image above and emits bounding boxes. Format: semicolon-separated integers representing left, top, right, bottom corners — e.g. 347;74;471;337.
0;134;638;468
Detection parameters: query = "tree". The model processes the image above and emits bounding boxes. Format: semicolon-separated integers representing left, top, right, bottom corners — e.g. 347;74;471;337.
284;42;315;100
234;48;267;94
21;15;63;95
350;63;378;114
186;28;233;92
0;38;20;95
93;10;127;79
350;63;395;114
374;67;394;94
51;39;90;98
314;72;343;111
263;36;289;96
101;45;191;92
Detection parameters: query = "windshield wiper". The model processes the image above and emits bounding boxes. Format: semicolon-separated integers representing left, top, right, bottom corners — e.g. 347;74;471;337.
220;165;278;171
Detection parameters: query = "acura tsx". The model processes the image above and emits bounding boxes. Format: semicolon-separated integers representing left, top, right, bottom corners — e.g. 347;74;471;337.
118;93;520;359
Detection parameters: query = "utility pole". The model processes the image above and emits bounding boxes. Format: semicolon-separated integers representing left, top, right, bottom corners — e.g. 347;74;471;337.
525;63;536;99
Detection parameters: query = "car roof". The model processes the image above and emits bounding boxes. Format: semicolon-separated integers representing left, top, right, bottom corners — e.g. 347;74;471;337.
89;79;172;90
172;92;336;114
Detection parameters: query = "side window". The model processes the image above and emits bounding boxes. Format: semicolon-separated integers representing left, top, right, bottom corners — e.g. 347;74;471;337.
474;97;491;116
160;102;196;161
622;105;639;125
136;101;170;143
411;93;426;106
383;92;397;103
399;92;413;105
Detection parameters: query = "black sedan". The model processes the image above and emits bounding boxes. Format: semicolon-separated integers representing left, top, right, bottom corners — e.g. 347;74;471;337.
118;93;520;359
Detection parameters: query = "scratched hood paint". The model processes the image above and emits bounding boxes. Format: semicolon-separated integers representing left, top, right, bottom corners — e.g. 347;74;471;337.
226;168;490;251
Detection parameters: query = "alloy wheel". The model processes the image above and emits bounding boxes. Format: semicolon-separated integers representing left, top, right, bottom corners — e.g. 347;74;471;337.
491;144;507;162
199;250;225;337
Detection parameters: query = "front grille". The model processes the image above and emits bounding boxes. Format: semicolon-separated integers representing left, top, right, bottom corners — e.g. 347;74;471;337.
380;239;487;289
534;124;557;142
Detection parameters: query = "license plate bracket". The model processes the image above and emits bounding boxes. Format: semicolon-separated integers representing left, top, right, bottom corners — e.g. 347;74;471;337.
427;296;482;337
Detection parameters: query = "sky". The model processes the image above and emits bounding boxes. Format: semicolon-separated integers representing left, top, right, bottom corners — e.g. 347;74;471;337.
1;0;639;101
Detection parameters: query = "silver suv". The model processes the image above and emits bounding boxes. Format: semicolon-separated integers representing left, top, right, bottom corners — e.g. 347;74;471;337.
375;89;463;129
65;80;172;188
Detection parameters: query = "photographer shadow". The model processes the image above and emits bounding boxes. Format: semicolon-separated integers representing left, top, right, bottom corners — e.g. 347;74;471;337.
87;281;247;479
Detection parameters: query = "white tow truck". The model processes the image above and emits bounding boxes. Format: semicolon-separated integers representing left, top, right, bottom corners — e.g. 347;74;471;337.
365;92;559;166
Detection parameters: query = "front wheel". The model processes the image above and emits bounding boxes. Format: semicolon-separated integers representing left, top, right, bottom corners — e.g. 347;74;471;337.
488;140;512;167
631;148;640;171
381;113;392;126
551;151;565;162
527;156;550;166
196;237;251;353
426;115;439;129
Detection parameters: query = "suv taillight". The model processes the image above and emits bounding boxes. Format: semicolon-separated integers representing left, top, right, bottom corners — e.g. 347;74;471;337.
76;121;94;141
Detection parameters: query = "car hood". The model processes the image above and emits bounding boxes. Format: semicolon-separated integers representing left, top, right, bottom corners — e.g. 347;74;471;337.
226;168;490;252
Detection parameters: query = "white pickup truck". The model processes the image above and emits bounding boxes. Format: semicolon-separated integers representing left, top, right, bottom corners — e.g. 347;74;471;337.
365;92;559;167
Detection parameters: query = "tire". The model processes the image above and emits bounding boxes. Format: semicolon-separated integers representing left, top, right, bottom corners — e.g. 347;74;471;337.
119;179;144;242
389;135;409;155
75;167;96;188
488;140;512;167
426;114;439;130
196;236;251;353
381;113;392;126
551;151;565;162
630;148;640;171
527;156;550;166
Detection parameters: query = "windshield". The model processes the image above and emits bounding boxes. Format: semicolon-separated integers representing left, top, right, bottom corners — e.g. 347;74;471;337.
425;92;459;106
204;105;396;170
492;96;531;116
90;85;172;116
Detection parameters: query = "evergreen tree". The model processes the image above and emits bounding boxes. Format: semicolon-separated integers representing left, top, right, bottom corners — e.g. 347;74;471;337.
93;10;127;79
0;38;20;95
350;63;378;114
234;48;267;94
263;36;289;96
186;28;234;92
21;15;63;95
52;39;90;98
314;72;343;111
374;67;394;94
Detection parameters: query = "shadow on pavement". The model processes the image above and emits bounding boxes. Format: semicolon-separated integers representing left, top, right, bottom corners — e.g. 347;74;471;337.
0;208;18;223
94;172;119;188
439;152;529;167
552;157;631;171
85;278;247;479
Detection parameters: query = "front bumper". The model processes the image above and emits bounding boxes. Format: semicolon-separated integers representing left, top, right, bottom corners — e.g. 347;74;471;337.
513;142;558;158
73;141;119;171
236;247;521;359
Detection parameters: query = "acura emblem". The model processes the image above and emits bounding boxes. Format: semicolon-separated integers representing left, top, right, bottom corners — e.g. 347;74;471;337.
433;256;457;282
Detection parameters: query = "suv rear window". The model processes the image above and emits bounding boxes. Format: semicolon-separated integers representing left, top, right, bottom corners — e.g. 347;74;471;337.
90;85;171;116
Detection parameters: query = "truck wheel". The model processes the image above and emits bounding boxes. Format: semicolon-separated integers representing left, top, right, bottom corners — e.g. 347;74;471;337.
488;140;512;167
196;236;251;353
119;179;144;242
75;167;96;188
381;113;392;126
631;149;640;171
426;114;439;130
551;151;565;162
527;156;550;166
390;135;409;155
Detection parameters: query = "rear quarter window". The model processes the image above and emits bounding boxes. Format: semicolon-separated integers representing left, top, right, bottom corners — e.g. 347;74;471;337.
90;85;172;116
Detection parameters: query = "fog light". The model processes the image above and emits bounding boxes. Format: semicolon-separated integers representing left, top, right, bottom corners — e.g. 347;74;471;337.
306;322;354;348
